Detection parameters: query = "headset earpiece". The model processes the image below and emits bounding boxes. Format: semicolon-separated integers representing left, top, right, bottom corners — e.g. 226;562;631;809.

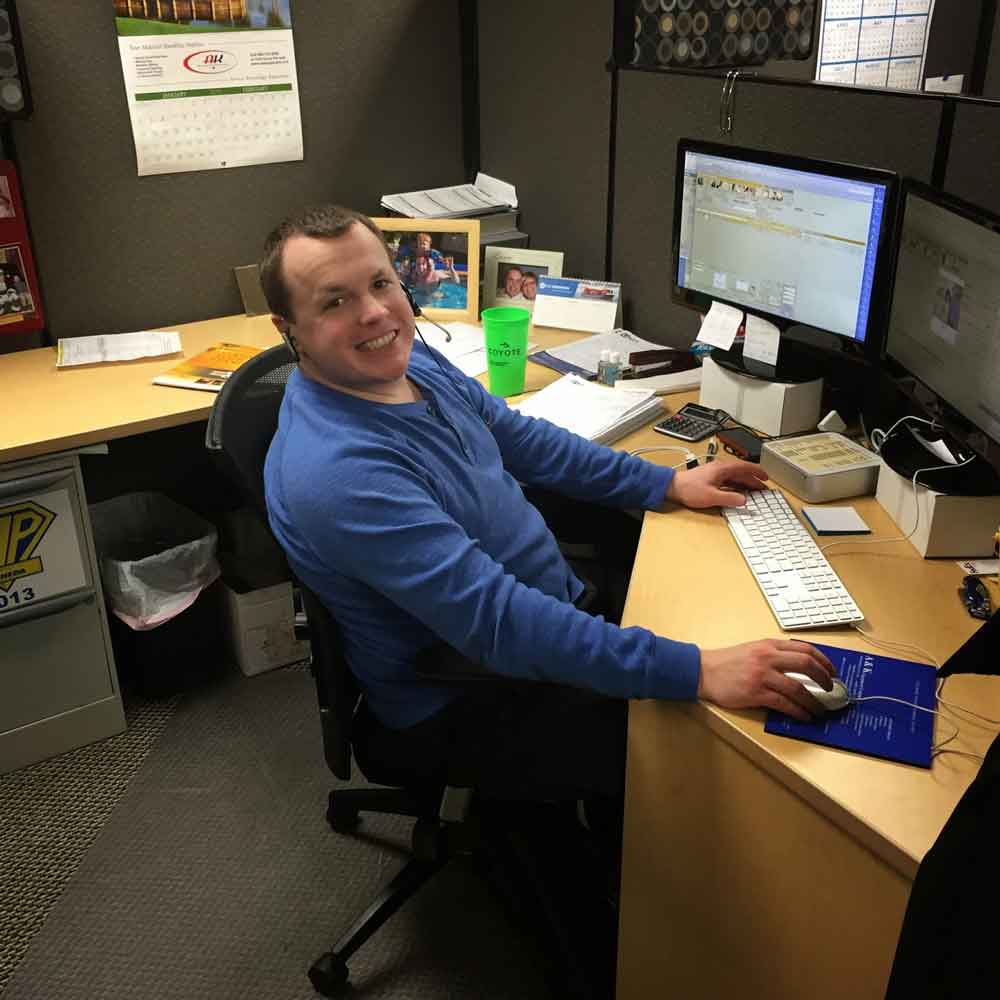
400;281;422;317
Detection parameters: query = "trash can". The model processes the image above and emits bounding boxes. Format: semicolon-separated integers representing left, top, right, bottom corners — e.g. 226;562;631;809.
89;492;225;697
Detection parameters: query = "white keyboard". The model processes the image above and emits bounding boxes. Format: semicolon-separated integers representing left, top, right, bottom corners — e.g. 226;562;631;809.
723;489;864;631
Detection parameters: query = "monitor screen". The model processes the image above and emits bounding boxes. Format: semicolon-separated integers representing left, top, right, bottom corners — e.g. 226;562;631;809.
886;184;1000;446
674;142;893;346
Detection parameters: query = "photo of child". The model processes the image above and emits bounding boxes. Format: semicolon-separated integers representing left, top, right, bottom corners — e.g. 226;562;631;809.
383;229;470;311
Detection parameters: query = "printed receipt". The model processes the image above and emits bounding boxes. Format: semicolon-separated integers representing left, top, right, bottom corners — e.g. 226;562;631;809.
56;331;182;368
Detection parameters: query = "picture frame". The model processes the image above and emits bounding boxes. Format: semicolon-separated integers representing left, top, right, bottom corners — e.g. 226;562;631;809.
483;246;565;312
372;217;480;323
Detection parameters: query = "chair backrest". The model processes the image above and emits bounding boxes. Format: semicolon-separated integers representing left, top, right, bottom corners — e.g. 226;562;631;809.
205;344;359;780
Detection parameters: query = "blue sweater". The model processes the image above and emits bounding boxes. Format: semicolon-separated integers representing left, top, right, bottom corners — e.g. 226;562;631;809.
264;343;701;729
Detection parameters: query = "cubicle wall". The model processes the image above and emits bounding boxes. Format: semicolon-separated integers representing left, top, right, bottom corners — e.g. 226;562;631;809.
10;1;466;344
478;0;1000;349
477;0;612;282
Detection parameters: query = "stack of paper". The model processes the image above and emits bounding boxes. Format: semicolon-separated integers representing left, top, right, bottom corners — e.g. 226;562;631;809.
512;374;662;446
380;173;517;218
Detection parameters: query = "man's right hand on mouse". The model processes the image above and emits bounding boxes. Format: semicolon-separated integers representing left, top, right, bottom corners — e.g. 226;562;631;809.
697;639;836;721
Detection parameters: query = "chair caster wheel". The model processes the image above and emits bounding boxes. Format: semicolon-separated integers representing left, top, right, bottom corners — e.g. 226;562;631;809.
308;951;349;996
327;793;359;834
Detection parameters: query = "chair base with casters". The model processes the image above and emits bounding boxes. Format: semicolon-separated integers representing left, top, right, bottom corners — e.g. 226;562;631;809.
308;785;473;997
308;782;615;1000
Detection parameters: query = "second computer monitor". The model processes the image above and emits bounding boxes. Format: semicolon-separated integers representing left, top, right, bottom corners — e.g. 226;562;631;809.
672;140;898;367
886;181;1000;450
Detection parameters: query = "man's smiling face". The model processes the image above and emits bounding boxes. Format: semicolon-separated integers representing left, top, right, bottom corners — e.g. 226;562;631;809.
277;223;416;400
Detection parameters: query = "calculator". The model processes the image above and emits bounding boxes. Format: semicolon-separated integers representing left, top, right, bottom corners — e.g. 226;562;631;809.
652;402;723;442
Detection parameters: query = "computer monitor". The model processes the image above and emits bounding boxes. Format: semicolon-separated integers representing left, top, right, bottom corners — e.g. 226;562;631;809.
885;180;1000;451
672;140;898;381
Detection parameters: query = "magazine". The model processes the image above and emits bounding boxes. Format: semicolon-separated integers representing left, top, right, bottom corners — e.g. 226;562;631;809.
152;342;262;392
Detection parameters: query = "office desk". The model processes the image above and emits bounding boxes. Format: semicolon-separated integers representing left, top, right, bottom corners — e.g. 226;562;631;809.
0;313;625;770
615;467;999;999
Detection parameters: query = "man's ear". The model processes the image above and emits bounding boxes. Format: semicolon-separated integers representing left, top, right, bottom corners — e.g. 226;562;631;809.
272;314;299;360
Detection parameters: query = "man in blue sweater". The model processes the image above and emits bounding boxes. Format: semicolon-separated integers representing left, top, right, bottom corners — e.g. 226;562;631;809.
261;205;834;824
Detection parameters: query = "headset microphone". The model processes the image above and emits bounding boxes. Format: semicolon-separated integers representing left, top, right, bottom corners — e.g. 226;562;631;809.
401;280;452;344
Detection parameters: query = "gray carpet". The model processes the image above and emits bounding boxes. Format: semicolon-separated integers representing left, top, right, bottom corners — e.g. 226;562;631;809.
0;694;180;994
1;665;550;999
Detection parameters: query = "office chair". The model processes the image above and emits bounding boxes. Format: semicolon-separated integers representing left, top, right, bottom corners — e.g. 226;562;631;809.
205;345;607;998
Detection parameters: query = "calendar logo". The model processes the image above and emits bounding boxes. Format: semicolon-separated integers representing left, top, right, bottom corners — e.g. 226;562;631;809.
183;49;237;75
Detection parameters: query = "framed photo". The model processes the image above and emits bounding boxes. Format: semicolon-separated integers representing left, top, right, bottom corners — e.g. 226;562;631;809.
372;217;480;323
0;161;43;335
483;246;564;312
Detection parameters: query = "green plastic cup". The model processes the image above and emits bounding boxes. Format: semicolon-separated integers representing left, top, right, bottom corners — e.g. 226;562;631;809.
481;306;530;397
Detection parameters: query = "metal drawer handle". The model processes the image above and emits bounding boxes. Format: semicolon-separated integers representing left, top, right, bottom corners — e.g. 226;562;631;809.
0;589;95;629
0;470;72;500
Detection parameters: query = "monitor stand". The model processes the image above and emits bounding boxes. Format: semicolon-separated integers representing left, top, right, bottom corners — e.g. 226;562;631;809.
710;338;824;385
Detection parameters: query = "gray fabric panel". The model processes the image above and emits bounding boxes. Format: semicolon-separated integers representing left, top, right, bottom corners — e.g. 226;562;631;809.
3;666;547;1000
478;0;613;280
612;71;943;346
946;103;1000;217
13;2;465;340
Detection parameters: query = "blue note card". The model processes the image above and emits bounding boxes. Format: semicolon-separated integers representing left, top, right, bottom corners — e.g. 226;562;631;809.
765;643;937;768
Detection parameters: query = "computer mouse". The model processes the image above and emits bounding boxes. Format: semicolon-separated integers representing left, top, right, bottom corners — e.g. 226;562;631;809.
784;672;852;712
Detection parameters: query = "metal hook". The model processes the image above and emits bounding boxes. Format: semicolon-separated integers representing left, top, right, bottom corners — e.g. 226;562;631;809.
719;69;740;136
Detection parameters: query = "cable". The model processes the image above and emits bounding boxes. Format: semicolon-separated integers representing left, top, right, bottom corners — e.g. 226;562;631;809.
629;444;698;469
850;622;940;668
936;676;1000;728
820;455;975;554
869;414;940;454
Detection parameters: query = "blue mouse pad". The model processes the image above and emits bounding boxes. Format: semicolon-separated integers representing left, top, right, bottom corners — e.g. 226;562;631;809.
765;643;937;768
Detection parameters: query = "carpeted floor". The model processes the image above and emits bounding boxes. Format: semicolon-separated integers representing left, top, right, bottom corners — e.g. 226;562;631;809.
0;664;553;999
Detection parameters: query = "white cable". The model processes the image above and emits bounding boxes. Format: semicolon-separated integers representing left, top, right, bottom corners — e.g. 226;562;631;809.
850;622;940;668
820;455;975;554
869;414;940;455
629;445;695;460
936;675;1000;728
850;695;961;750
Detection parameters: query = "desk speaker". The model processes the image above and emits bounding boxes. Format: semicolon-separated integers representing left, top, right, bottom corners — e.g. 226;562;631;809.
0;0;31;120
628;0;816;70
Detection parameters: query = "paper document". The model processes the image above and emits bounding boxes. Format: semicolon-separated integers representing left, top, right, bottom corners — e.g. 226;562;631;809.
623;367;703;396
957;558;999;576
381;173;517;218
530;328;668;378
743;315;780;366
416;321;533;379
695;301;743;350
530;277;621;334
57;331;182;368
512;374;662;446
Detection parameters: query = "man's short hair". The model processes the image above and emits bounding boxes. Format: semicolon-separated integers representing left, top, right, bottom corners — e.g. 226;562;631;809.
259;204;390;321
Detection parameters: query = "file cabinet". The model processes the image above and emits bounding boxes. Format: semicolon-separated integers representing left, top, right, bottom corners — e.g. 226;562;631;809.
0;452;124;773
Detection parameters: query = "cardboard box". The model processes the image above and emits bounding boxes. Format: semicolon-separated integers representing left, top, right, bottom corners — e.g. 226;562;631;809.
699;355;823;437
221;578;310;676
875;459;1000;558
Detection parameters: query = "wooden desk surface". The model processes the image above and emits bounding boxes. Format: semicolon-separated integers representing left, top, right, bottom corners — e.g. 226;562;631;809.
621;472;997;880
0;315;628;464
0;315;285;464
